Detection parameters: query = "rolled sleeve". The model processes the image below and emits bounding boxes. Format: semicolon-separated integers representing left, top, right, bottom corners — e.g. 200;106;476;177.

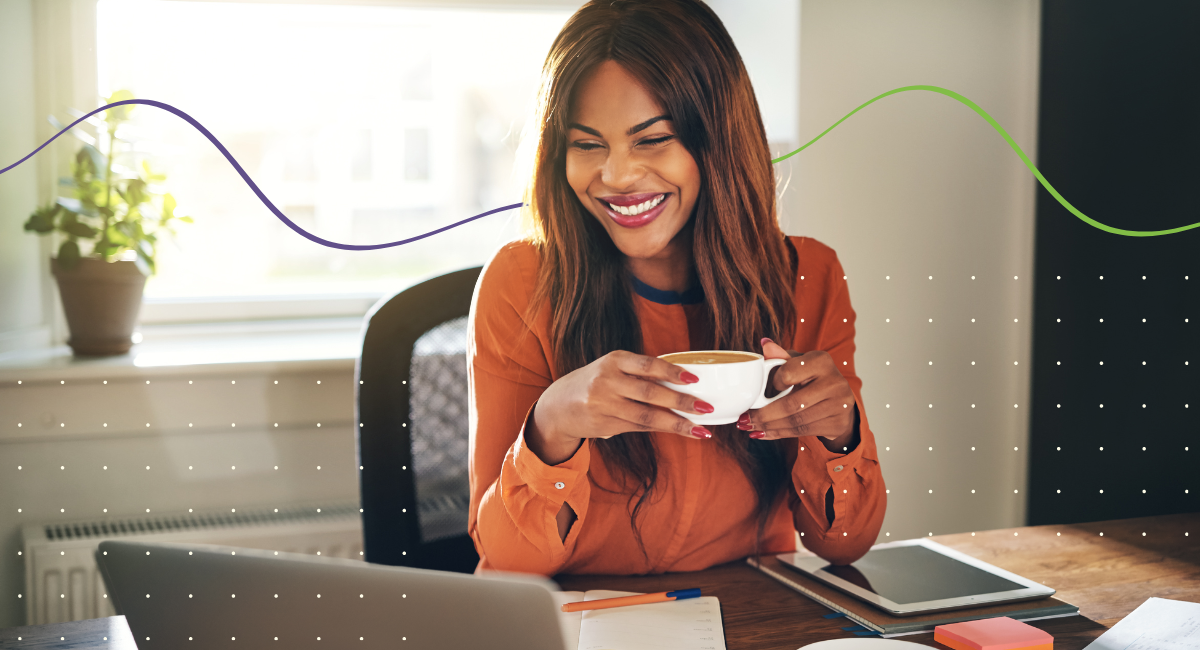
476;401;593;575
510;414;592;511
788;248;886;565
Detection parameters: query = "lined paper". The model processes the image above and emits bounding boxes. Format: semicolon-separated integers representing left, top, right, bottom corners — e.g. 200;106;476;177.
556;590;726;650
1085;598;1200;650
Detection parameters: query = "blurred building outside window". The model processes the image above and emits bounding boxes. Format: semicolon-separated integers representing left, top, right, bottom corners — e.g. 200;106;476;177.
94;1;573;322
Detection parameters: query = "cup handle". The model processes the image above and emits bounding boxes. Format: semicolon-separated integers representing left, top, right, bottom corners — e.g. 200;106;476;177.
751;358;794;410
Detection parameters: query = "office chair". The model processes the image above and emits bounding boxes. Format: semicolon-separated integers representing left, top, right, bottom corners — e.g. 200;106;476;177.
356;266;482;574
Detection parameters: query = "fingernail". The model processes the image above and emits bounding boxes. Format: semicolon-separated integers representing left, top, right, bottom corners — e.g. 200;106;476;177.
760;337;774;347
748;431;766;439
694;400;715;414
680;371;700;384
737;413;751;427
691;427;712;439
736;421;752;431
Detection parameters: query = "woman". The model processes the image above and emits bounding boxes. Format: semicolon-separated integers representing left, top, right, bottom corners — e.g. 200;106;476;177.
467;0;885;576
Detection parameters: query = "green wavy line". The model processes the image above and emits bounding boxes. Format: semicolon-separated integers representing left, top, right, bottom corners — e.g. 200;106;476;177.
770;84;1198;237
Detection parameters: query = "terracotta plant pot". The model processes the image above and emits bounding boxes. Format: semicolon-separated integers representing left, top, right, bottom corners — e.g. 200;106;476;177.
50;257;148;356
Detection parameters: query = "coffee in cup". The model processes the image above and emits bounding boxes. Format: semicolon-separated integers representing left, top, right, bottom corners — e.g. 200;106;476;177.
657;350;794;425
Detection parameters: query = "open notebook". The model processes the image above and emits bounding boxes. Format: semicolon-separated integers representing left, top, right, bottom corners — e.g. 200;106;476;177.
553;590;726;650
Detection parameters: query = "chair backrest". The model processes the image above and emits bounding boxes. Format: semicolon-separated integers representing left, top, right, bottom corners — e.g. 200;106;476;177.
356;266;482;573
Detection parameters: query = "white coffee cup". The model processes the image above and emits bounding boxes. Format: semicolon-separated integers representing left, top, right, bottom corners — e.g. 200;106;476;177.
657;350;795;425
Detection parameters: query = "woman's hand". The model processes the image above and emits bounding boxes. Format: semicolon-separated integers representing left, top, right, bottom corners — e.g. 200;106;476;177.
526;350;716;466
738;338;859;452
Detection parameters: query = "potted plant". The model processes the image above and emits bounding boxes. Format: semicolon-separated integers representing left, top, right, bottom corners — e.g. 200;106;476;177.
23;89;193;356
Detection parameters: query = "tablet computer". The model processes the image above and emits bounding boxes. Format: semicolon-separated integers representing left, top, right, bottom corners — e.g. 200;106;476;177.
775;539;1055;616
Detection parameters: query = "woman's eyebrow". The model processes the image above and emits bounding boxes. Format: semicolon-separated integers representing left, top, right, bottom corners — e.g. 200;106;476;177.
627;115;670;135
566;115;672;138
567;122;601;136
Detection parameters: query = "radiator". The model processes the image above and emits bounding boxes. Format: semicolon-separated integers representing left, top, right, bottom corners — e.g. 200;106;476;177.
20;502;364;626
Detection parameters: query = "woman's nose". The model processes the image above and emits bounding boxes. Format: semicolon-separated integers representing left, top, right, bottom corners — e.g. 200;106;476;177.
600;148;643;189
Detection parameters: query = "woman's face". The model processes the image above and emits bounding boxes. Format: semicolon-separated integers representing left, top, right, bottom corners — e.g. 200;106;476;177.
565;60;701;262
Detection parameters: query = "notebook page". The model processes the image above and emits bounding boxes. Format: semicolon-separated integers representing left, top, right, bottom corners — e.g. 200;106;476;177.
554;591;586;650
578;590;725;650
1084;597;1200;650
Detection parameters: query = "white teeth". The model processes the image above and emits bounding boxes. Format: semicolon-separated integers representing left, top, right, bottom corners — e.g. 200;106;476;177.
609;194;665;216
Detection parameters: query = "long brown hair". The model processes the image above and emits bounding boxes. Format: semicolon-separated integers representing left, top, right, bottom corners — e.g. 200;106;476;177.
523;0;797;560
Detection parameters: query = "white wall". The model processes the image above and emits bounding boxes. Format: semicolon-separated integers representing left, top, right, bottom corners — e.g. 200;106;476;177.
780;0;1041;540
0;361;360;629
0;0;51;355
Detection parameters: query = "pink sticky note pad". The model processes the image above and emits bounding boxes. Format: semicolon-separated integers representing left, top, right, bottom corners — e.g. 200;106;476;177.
934;617;1053;650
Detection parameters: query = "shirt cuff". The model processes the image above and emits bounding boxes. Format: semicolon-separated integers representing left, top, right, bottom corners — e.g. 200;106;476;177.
510;404;591;504
794;435;867;489
793;392;873;489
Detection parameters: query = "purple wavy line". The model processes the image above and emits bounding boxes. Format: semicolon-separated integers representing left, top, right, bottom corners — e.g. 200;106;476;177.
0;99;525;250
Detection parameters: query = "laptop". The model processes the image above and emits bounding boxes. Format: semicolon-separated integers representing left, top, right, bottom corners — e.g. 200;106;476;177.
96;540;567;650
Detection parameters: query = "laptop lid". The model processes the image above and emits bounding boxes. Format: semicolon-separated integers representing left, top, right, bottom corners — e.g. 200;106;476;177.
96;540;566;650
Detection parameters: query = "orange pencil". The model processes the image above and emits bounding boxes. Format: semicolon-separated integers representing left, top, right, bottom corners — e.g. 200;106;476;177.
560;588;702;613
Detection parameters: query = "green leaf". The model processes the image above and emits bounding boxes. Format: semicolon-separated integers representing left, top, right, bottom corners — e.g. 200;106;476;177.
77;144;107;181
24;205;60;233
134;248;154;276
125;178;147;207
178;215;194;224
57;240;81;270
56;197;93;220
93;242;118;260
106;225;130;246
104;89;136;125
141;159;166;183
62;220;97;238
23;215;50;233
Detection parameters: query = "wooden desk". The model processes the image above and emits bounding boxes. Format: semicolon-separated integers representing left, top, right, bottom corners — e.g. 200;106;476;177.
2;514;1195;649
557;513;1199;648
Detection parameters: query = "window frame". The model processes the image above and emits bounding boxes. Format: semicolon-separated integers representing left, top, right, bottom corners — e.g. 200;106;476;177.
35;0;795;331
75;0;583;326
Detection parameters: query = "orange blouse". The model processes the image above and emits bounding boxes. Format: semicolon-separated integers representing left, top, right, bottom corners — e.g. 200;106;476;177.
466;235;886;575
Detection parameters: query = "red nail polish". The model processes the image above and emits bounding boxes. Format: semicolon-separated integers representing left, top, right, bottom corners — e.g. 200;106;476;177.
694;400;715;414
748;431;766;439
736;421;752;431
737;413;751;427
680;371;700;384
691;427;712;439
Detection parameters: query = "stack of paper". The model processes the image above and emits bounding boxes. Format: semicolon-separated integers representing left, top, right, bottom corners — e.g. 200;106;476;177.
553;590;726;650
1084;598;1200;650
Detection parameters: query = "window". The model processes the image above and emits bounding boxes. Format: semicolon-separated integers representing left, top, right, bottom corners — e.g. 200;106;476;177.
95;1;573;319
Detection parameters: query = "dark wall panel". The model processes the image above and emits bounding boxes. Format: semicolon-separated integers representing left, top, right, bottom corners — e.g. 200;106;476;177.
1028;0;1200;525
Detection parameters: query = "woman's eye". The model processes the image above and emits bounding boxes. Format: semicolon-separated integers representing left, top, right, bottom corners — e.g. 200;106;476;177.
570;142;602;151
640;135;674;147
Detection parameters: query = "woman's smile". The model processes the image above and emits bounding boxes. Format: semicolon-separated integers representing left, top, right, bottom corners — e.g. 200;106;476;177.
597;192;671;228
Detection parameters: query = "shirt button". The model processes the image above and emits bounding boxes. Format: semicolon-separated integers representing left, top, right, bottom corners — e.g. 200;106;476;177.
833;465;844;472
554;481;565;489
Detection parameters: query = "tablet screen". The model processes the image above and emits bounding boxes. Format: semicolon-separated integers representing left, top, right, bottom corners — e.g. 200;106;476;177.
816;545;1025;604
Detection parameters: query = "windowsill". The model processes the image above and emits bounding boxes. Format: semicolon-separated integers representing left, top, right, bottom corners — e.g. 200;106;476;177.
0;317;364;383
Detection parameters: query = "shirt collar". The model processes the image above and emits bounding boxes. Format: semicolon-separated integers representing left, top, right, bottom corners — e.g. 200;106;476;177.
630;274;705;305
